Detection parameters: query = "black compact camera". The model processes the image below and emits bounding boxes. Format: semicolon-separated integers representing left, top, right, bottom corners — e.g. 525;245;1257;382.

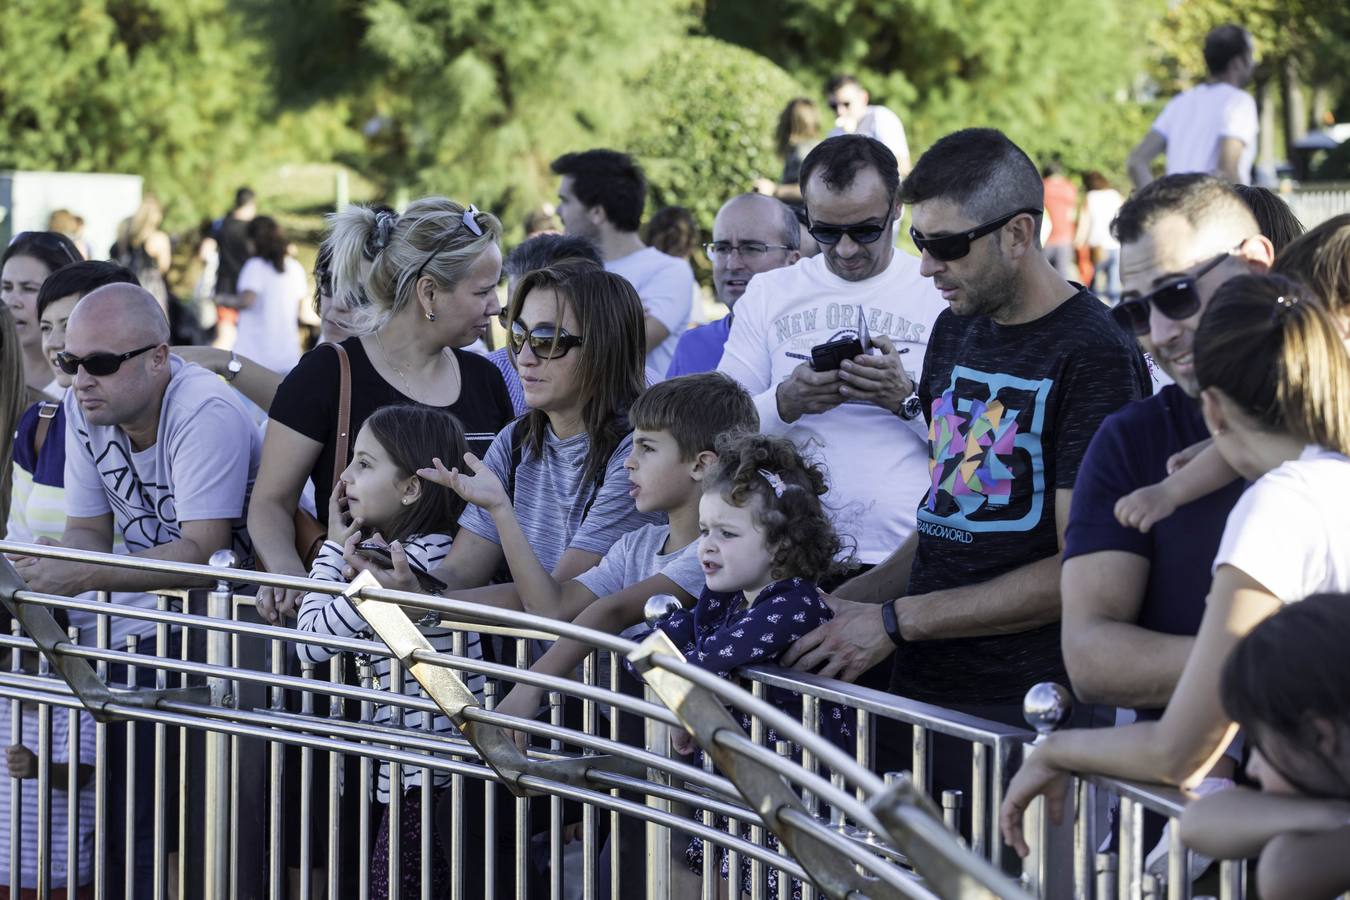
355;540;448;594
809;304;871;371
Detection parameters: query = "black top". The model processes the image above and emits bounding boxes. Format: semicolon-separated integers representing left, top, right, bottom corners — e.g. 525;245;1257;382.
268;337;514;524
214;216;252;296
893;289;1151;705
1062;385;1246;719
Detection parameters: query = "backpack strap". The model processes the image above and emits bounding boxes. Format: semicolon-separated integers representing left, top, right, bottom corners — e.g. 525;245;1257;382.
32;402;60;460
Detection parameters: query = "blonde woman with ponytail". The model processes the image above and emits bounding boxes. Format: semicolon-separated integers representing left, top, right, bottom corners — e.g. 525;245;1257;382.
1002;273;1350;856
249;199;515;623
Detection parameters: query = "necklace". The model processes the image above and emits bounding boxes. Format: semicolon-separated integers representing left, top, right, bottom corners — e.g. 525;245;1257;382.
376;331;415;397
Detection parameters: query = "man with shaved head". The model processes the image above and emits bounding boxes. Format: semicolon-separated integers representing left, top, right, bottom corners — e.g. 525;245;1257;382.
11;283;260;596
665;193;800;377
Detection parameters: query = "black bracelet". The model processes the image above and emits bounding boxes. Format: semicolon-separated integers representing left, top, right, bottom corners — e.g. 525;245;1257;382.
881;599;906;648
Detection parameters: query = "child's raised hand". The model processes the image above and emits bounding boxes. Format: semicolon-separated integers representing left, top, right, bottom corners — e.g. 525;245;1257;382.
326;480;361;545
6;744;37;779
423;453;509;514
1114;483;1178;533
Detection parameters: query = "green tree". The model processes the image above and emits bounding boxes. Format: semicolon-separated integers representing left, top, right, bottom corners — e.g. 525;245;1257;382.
0;0;270;228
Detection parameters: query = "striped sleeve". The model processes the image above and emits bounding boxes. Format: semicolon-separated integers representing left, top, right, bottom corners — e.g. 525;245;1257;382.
295;541;369;663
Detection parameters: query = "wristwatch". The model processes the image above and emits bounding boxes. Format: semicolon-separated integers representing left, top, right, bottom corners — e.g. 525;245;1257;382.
223;352;243;383
896;392;923;421
881;599;907;648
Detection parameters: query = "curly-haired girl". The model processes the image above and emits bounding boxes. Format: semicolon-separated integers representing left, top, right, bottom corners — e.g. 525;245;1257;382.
636;431;851;898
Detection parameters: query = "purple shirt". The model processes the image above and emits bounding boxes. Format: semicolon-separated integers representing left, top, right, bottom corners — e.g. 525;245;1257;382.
665;316;732;378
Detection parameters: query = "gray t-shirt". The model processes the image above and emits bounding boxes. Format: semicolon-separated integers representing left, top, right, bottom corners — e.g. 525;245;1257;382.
575;523;705;606
64;356;261;569
458;426;661;571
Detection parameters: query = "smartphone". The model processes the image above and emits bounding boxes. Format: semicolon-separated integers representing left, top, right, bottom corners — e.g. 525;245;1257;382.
809;304;871;371
355;540;448;594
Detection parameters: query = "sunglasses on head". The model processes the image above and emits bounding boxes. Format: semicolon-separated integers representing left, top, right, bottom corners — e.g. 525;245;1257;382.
55;344;158;376
909;208;1043;262
807;212;892;247
1110;252;1232;336
409;204;485;289
10;231;80;266
508;320;584;360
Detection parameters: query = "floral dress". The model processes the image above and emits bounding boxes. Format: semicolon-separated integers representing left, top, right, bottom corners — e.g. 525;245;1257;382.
631;577;853;898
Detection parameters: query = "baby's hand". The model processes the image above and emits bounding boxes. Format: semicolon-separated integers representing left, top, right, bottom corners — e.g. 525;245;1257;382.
419;453;509;514
670;728;697;756
1114;483;1177;533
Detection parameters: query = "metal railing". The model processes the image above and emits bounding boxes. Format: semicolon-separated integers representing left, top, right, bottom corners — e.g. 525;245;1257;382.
0;540;1258;900
0;540;1030;899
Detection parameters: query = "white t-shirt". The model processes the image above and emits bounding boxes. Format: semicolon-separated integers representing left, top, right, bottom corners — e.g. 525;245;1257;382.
235;256;306;374
605;247;695;378
830;105;910;169
64;357;262;613
1084;189;1123;249
717;252;947;563
1213;445;1350;601
1153;83;1259;185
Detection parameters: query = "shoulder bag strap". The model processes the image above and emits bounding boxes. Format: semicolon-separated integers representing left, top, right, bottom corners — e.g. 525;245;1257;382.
331;343;353;490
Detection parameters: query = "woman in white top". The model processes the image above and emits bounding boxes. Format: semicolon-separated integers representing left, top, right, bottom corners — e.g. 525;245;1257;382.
231;216;307;374
1001;273;1350;856
1074;171;1123;303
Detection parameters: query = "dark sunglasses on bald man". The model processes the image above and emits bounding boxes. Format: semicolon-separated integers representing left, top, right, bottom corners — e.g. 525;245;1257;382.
1109;252;1232;336
508;320;584;360
910;208;1043;262
55;344;159;376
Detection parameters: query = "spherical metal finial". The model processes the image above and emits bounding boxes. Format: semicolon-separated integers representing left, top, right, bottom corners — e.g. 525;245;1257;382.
1023;682;1073;737
643;594;682;629
208;549;238;593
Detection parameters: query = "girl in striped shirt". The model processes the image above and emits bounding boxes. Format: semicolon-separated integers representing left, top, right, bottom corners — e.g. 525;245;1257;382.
297;404;483;899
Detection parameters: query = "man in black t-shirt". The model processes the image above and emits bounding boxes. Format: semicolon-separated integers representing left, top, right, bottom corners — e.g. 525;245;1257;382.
1060;175;1274;720
785;128;1149;721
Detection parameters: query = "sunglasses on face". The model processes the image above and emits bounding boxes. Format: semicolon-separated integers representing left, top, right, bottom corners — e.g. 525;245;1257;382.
55;344;158;376
807;211;892;247
909;208;1043;262
1110;252;1232;336
508;320;584;360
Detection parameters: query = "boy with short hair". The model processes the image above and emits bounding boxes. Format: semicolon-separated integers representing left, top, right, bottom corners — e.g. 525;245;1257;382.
443;372;757;721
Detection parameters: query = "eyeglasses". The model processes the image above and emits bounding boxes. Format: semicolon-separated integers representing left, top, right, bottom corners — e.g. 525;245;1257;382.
1110;252;1233;336
807;211;893;247
55;344;158;376
703;241;794;261
909;208;1043;262
408;204;484;291
508;320;584;360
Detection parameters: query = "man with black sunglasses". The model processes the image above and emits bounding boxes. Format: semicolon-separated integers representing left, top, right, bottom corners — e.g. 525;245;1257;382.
718;134;946;581
8;283;261;597
1060;174;1272;732
784;128;1150;727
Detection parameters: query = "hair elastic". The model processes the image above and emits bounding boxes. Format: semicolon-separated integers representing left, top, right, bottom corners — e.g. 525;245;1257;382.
372;210;399;252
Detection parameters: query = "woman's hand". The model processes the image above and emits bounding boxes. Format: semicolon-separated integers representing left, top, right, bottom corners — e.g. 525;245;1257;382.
421;453;509;515
999;749;1073;859
493;684;545;751
326;481;361;545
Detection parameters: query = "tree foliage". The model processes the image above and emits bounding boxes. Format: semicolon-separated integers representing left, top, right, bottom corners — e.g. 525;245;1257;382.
0;0;269;228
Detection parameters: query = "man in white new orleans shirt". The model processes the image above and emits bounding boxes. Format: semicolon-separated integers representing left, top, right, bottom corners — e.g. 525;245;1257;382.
718;134;945;568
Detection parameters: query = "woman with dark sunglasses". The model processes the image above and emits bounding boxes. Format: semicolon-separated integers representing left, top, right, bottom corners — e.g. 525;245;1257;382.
354;260;659;606
1001;273;1350;857
1176;592;1350;900
1;231;81;401
249;198;516;626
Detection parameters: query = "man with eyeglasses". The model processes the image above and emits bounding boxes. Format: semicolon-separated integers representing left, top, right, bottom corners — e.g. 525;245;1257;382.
718;134;946;584
9;283;261;597
784;129;1149;729
665;194;801;378
825;74;911;178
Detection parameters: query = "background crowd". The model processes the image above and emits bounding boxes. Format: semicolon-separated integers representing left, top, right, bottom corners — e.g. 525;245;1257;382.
2;17;1350;900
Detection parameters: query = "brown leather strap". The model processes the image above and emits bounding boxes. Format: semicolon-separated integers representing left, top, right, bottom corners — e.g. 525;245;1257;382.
331;343;352;490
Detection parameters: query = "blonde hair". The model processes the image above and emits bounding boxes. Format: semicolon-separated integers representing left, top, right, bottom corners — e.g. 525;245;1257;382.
1194;274;1350;455
324;197;502;334
0;307;31;526
117;195;164;251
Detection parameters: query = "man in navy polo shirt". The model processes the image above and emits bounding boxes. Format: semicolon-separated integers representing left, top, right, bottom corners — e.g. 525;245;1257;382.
1061;174;1273;719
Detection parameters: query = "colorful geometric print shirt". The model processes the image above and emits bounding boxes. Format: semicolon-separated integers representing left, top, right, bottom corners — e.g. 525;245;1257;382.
894;289;1151;705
